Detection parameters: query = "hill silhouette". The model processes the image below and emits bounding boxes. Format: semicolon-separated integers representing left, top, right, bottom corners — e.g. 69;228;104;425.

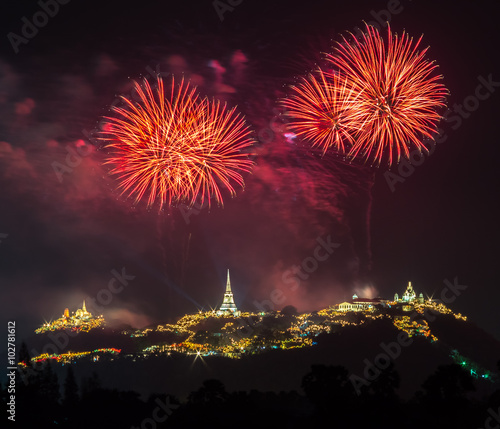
18;314;499;401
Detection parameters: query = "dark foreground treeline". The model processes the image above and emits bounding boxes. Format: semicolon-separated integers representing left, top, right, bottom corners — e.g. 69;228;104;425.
4;352;500;429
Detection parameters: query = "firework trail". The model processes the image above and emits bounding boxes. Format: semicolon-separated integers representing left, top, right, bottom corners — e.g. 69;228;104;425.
101;76;255;209
179;231;191;289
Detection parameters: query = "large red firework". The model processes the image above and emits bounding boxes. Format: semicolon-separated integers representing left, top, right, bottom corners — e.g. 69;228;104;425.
102;77;254;208
328;24;448;166
283;24;448;166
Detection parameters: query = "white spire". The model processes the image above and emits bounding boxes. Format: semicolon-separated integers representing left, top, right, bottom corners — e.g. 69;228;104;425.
217;269;239;316
226;269;232;292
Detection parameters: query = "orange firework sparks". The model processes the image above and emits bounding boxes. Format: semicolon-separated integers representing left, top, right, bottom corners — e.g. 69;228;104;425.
281;68;359;155
327;23;448;166
282;24;448;167
101;76;254;208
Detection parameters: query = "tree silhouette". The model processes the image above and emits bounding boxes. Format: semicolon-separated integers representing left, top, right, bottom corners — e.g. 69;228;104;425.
359;361;401;428
416;364;477;429
421;363;475;402
81;371;101;398
18;341;31;365
40;361;60;404
302;364;355;425
62;366;79;408
362;361;400;401
281;305;298;316
17;342;38;389
188;379;229;405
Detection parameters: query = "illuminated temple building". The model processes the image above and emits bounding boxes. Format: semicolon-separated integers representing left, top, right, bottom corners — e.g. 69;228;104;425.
336;294;384;312
216;270;241;317
394;282;424;304
35;300;105;333
334;282;427;313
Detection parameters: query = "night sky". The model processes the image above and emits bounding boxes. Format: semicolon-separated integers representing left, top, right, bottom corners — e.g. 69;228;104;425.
0;0;499;347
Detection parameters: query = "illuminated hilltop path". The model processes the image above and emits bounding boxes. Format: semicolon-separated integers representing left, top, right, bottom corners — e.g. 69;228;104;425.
144;282;466;358
27;282;491;381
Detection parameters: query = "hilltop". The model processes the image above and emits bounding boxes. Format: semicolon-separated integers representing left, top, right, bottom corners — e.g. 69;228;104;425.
17;296;500;400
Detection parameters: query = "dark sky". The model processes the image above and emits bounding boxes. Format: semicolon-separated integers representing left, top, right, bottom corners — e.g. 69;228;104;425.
0;0;499;345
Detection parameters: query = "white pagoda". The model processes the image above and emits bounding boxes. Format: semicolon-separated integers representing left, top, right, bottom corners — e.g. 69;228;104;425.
217;270;240;316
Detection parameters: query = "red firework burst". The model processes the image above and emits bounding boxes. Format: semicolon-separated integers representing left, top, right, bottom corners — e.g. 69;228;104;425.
282;68;360;155
101;77;254;208
282;24;448;167
327;23;448;166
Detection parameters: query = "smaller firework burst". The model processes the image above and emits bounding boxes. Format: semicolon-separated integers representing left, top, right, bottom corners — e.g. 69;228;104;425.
282;68;360;155
101;76;254;208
